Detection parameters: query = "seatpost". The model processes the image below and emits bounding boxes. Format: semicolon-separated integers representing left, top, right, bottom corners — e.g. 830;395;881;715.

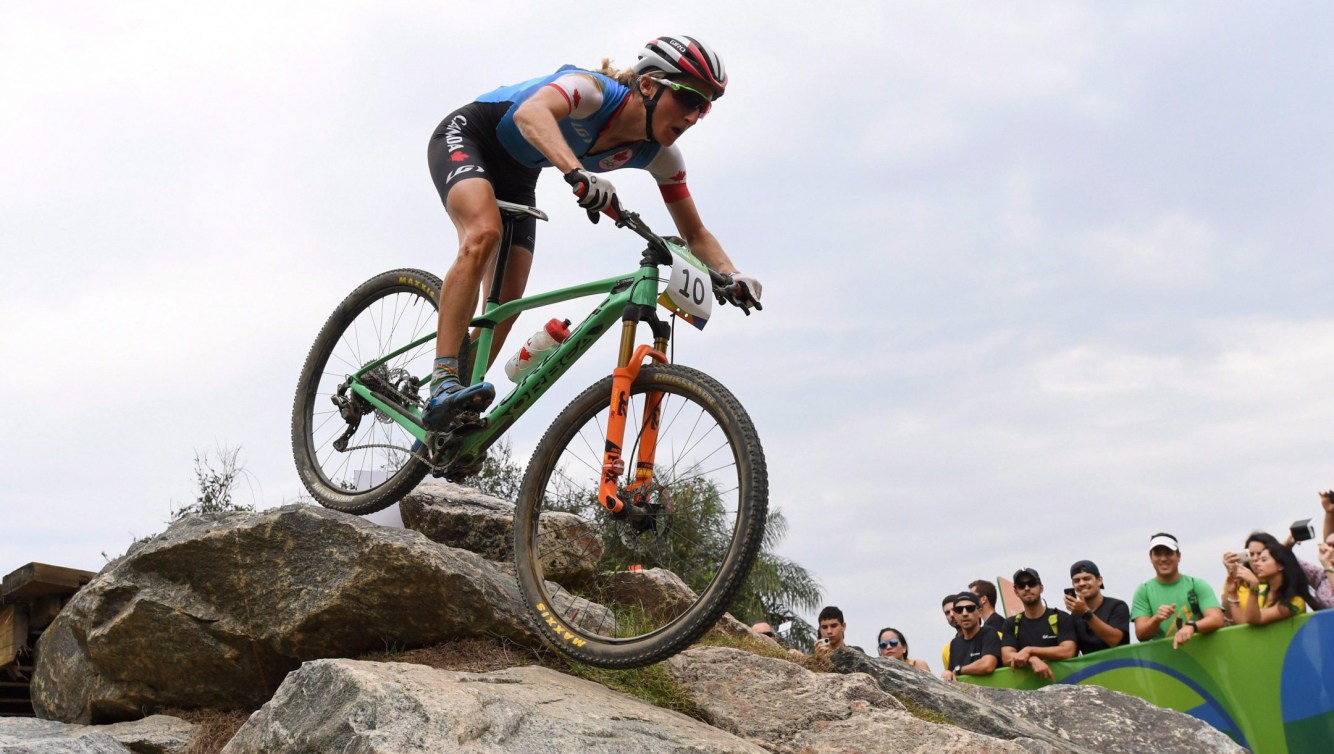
485;217;516;306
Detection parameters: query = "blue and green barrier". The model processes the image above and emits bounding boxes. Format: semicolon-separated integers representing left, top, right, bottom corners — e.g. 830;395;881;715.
960;609;1334;753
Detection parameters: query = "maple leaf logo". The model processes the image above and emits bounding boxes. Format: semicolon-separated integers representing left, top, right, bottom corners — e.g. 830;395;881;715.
572;90;582;109
450;152;470;162
670;170;686;182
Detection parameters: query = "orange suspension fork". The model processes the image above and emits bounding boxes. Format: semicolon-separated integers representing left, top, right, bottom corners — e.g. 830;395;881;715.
599;322;668;514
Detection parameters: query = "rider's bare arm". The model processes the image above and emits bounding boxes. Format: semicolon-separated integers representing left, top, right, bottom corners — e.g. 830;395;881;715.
664;195;736;275
512;85;585;174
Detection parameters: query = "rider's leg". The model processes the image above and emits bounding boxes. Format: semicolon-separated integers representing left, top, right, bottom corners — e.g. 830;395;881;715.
424;177;501;428
438;177;501;361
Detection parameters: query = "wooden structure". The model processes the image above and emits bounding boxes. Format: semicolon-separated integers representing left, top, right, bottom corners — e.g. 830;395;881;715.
1;563;97;716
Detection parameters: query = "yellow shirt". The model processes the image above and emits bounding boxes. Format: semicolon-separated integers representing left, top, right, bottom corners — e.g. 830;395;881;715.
1235;583;1307;614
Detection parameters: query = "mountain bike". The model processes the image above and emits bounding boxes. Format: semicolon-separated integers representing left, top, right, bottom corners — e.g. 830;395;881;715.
290;200;768;667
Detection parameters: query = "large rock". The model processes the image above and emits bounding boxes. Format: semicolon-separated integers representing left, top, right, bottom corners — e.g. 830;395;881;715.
605;567;697;621
664;646;1034;753
0;718;132;753
220;658;767;754
832;649;1082;752
32;505;544;723
964;683;1246;754
400;481;603;584
834;650;1246;754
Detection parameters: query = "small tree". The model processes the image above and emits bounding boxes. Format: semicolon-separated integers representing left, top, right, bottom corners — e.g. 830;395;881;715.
170;445;255;521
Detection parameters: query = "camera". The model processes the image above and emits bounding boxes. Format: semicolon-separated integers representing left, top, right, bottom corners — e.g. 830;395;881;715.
1063;587;1078;599
1234;550;1251;566
1292;518;1315;543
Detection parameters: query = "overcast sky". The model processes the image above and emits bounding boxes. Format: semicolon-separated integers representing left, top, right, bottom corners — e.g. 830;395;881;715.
4;2;1332;665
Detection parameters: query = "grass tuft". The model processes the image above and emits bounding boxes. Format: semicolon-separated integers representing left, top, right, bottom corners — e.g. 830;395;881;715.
160;708;253;754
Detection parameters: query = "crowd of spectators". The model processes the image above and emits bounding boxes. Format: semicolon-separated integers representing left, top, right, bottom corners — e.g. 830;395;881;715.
758;490;1334;684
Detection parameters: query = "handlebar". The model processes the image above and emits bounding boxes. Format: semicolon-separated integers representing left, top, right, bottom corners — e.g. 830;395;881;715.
602;199;761;314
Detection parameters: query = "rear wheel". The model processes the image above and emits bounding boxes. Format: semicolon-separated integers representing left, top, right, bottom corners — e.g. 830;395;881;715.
514;364;768;667
291;269;440;514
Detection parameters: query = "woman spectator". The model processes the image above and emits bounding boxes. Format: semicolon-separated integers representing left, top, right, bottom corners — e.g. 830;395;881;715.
1280;489;1334;610
1222;533;1312;626
877;627;930;672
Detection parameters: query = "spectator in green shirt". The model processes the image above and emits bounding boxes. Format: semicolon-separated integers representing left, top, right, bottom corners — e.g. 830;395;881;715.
1130;532;1226;649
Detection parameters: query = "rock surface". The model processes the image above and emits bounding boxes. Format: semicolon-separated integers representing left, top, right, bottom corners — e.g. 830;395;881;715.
0;714;195;754
32;505;543;723
665;646;1033;753
832;649;1082;752
835;650;1246;754
400;481;603;584
98;715;197;754
964;683;1246;754
0;718;132;753
220;658;767;754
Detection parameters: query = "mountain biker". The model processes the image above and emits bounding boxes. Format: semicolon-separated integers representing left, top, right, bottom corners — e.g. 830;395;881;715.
422;35;763;429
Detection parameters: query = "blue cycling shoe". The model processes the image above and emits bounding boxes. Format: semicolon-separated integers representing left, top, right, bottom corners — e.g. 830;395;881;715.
423;380;495;430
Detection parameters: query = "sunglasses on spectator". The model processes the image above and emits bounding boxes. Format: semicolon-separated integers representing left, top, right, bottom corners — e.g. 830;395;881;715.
760;630;777;638
658;78;713;116
952;605;978;614
878;639;901;649
1014;581;1040;590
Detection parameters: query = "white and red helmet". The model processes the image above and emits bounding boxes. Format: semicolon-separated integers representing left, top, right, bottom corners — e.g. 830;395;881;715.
633;35;727;98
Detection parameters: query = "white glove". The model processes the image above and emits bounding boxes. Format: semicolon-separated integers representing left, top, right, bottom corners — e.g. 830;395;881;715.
564;169;618;212
728;272;763;305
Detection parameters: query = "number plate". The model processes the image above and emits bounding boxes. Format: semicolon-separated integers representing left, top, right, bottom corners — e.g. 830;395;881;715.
658;240;712;330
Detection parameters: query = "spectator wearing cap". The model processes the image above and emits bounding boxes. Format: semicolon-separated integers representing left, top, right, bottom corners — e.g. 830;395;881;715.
942;592;1001;681
1065;560;1130;654
1000;568;1076;681
968;579;1006;635
1131;532;1225;649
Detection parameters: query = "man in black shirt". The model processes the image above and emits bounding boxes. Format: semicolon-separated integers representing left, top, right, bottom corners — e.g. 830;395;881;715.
1064;559;1130;655
969;579;1006;635
942;592;1001;681
1001;568;1076;681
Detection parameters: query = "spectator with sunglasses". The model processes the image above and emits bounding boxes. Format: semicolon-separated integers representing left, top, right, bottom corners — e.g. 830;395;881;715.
877;627;930;672
1000;568;1076;681
942;592;1001;681
968;579;1006;634
422;35;763;429
751;621;780;644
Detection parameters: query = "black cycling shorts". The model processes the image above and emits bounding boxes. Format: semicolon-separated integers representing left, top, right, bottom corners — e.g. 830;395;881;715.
428;101;540;251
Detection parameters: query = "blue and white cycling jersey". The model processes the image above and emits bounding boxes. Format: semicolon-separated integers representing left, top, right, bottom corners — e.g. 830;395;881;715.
475;66;690;201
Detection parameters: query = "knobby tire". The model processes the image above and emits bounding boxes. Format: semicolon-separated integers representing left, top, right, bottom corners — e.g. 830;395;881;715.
513;364;768;668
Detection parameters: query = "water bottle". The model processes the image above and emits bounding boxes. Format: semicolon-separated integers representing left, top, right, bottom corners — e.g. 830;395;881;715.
504;318;571;382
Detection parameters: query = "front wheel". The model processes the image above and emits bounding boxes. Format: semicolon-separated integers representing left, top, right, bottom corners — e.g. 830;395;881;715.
514;364;768;667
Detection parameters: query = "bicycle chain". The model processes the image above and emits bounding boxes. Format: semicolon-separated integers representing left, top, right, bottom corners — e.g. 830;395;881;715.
338;441;455;475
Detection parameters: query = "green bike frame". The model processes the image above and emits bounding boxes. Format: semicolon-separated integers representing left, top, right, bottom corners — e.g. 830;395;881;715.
346;259;665;469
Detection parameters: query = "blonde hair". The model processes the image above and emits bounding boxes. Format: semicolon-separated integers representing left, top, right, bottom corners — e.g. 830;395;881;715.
595;57;638;86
